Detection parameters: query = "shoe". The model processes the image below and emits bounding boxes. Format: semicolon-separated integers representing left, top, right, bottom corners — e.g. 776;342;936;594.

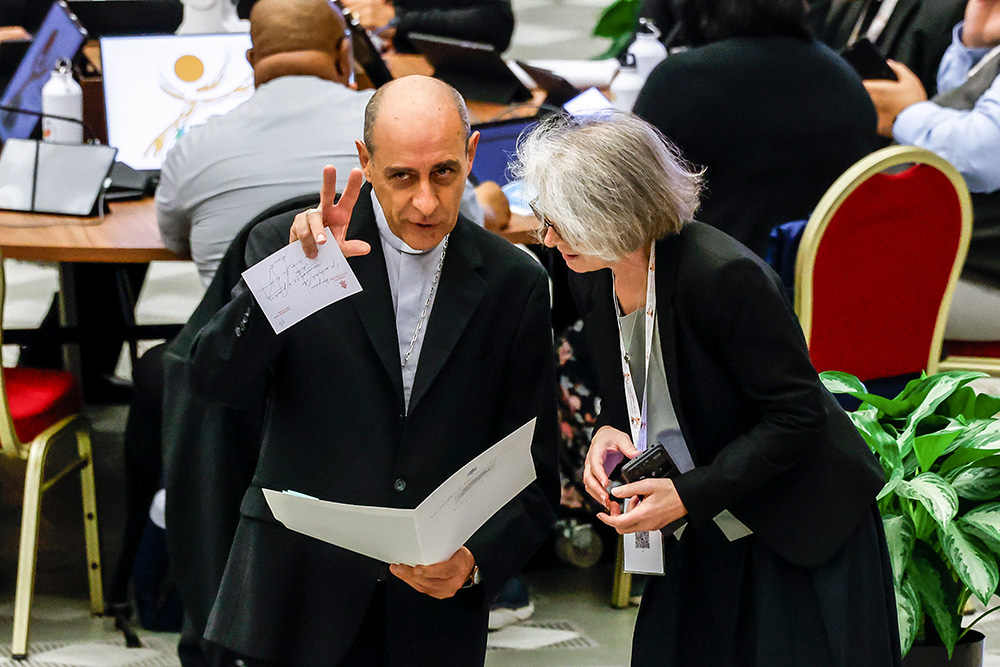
489;577;534;630
488;601;535;631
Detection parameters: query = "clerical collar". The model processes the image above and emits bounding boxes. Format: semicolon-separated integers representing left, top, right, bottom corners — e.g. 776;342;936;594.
371;189;441;256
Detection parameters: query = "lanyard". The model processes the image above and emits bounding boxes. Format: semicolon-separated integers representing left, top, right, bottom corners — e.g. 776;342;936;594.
848;0;900;46
969;45;1000;80
614;243;656;453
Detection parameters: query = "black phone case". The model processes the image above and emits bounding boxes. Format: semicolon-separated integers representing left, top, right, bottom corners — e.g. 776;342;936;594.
841;38;898;81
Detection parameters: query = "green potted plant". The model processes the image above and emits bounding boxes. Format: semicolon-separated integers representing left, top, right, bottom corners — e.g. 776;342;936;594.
593;0;639;58
822;370;1000;663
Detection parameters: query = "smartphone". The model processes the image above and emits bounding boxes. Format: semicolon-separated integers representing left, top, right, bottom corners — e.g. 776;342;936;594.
841;38;897;81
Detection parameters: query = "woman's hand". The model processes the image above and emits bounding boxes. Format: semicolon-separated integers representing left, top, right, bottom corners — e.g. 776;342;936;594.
598;478;688;534
583;426;639;509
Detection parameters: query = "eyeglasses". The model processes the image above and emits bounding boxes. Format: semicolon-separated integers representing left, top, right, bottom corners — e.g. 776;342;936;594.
529;198;561;238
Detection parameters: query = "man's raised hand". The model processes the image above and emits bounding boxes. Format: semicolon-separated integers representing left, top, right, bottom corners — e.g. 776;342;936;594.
289;166;371;259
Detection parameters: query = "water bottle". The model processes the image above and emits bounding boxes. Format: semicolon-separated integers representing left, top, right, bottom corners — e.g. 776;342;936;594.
610;56;643;111
610;19;668;111
41;59;83;143
631;18;667;81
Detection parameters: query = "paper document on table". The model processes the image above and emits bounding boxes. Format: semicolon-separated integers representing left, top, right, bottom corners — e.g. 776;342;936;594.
263;419;537;565
242;227;362;334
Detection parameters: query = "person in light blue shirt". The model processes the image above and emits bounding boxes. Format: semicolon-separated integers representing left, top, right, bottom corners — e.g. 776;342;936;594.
865;0;1000;340
876;22;1000;193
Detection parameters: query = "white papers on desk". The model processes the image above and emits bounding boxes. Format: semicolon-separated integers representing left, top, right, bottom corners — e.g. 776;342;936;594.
263;419;537;566
242;227;362;334
522;58;619;89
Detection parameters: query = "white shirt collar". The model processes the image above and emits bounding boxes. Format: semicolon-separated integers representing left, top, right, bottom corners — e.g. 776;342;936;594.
371;189;434;256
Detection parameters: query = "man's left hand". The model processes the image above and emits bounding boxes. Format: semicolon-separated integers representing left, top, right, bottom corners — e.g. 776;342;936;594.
598;478;687;534
864;60;928;138
390;546;476;599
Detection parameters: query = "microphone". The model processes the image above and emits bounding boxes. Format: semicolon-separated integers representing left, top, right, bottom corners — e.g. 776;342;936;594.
0;103;100;142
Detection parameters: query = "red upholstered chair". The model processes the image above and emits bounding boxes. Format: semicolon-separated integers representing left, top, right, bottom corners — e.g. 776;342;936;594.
795;146;972;381
939;340;1000;377
0;257;103;660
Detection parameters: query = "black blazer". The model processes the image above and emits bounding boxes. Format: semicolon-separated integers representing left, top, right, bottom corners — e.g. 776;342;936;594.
571;223;884;569
188;185;558;665
814;0;965;96
634;36;877;260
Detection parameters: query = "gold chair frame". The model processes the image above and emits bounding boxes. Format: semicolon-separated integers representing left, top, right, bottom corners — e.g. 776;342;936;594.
0;256;103;660
794;145;973;377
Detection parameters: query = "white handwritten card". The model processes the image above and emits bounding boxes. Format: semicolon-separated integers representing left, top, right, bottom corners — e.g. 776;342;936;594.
242;228;362;334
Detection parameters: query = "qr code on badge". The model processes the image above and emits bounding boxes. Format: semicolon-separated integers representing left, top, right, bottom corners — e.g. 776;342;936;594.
635;531;650;550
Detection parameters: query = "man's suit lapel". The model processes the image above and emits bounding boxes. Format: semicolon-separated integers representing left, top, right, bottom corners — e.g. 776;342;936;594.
347;185;404;408
409;221;487;414
878;0;919;54
830;0;864;47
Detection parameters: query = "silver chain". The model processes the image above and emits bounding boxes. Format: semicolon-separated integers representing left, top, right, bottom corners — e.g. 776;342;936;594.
401;234;450;370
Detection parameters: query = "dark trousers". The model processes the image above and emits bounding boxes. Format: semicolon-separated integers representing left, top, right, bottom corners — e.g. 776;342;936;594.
204;583;389;667
109;343;167;606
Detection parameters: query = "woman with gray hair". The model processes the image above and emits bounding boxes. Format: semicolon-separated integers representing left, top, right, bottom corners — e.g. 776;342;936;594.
515;112;900;665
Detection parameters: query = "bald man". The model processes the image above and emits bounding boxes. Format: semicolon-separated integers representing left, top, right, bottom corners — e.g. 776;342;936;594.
188;76;558;666
156;0;370;286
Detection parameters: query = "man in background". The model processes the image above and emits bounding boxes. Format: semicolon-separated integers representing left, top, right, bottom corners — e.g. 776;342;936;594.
864;0;1000;340
812;0;965;96
156;0;371;286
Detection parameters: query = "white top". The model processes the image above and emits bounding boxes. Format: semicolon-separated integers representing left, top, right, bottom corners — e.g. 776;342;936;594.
156;76;374;285
372;190;448;411
620;307;752;541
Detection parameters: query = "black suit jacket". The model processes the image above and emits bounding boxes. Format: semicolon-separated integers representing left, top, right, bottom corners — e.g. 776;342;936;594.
815;0;966;96
188;185;558;665
572;223;884;568
634;36;877;260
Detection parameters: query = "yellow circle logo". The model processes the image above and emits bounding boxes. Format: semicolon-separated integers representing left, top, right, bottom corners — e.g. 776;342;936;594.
174;55;205;83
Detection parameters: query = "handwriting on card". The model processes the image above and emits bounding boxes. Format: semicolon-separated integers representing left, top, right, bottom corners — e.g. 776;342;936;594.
242;228;363;334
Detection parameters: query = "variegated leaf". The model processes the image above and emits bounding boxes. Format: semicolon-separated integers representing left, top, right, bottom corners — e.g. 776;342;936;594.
896;577;920;657
961;503;1000;555
952;467;1000;501
909;545;961;656
939;522;999;605
901;374;985;445
849;408;896;458
819;371;910;417
883;514;915;586
913;424;964;474
897;473;959;529
820;371;866;395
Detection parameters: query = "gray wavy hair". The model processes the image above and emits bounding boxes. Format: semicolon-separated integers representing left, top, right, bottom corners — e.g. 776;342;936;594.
511;111;703;262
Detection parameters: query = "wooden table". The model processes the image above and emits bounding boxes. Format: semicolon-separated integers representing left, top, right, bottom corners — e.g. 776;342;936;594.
0;199;184;381
0;199;182;263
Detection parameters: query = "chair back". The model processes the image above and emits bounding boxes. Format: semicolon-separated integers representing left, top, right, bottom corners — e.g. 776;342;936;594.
0;254;26;456
794;146;972;381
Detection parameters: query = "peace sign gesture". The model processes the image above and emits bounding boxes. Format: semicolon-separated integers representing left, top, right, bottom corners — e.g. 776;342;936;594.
289;165;372;259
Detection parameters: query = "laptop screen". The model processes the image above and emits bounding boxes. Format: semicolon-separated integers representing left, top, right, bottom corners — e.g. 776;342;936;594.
0;1;87;143
469;117;538;186
100;33;254;171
